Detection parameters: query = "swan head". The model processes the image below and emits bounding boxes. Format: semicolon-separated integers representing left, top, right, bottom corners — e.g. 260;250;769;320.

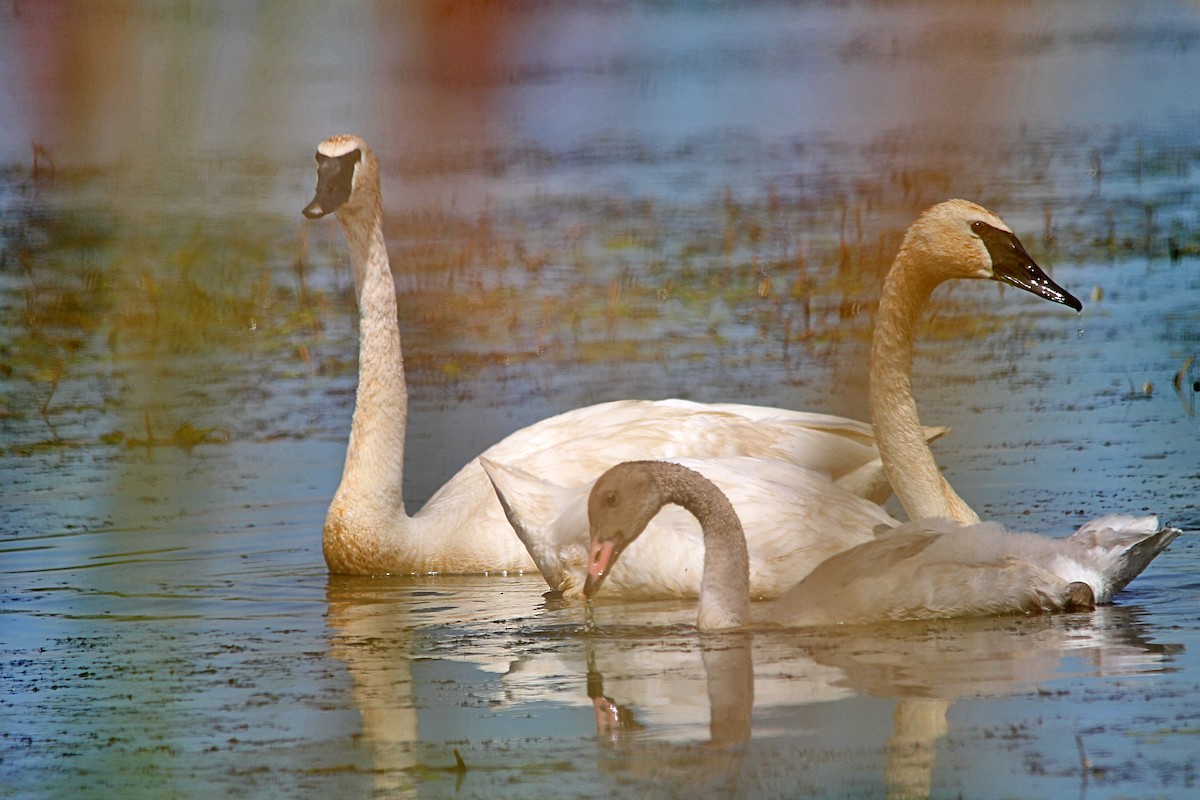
302;134;381;221
583;462;664;598
906;199;1082;311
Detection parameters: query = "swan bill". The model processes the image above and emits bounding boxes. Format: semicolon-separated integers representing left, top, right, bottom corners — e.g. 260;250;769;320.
972;221;1083;311
302;149;362;219
583;538;624;598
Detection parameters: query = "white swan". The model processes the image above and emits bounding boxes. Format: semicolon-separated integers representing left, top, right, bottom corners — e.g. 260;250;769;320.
485;199;1088;594
302;133;914;575
482;455;899;597
583;461;1180;630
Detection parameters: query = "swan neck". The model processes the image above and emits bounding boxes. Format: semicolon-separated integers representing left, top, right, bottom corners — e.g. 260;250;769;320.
334;199;408;517
870;246;981;524
655;464;751;630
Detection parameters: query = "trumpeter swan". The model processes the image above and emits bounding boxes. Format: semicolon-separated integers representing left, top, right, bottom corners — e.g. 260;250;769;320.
302;133;914;575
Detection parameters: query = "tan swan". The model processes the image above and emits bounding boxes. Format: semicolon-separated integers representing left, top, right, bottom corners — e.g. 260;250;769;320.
302;133;914;575
486;200;1096;595
583;461;1179;630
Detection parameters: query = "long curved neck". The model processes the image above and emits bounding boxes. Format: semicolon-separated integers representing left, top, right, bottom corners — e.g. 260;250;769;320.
334;198;409;519
653;463;751;630
869;245;980;524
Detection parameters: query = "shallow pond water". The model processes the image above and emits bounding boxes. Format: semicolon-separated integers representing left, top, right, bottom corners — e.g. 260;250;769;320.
3;2;1200;798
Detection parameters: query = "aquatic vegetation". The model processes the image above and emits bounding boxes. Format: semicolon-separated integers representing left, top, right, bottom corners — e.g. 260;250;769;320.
0;187;332;453
4;124;1199;464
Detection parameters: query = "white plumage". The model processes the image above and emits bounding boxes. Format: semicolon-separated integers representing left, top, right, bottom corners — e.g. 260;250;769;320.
482;455;898;598
303;133;909;577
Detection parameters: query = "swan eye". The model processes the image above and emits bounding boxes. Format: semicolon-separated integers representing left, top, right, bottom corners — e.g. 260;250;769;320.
604;491;619;508
972;220;1019;254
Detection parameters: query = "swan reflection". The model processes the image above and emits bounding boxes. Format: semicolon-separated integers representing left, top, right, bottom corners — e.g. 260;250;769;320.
325;576;1180;798
572;607;1180;799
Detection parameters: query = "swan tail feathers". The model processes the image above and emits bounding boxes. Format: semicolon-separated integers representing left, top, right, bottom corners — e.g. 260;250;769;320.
1104;525;1182;599
1067;514;1162;548
1066;515;1182;601
479;458;525;523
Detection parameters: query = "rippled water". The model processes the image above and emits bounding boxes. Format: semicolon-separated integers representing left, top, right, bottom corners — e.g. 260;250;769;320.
3;2;1200;798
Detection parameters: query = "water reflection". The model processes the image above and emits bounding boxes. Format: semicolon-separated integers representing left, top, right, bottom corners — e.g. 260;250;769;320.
585;633;754;797
798;608;1181;798
580;608;1180;799
324;574;555;796
324;576;1181;798
1175;353;1199;416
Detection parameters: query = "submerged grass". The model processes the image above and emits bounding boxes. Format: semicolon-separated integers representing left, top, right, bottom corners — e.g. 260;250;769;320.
2;124;1197;458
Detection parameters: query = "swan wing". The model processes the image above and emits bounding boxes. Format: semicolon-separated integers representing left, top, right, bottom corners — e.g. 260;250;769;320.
404;399;905;579
769;515;1182;626
467;399;942;491
485;453;898;598
767;529;1068;626
478;457;588;591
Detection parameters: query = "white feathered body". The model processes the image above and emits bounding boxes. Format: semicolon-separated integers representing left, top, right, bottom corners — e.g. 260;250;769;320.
307;133;910;578
483;454;898;598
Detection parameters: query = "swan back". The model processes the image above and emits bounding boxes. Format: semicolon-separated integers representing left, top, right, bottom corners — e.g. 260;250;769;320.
767;516;1180;627
476;401;943;594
